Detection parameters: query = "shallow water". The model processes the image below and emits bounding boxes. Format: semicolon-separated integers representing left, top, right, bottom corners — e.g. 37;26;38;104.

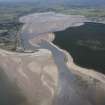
54;22;105;74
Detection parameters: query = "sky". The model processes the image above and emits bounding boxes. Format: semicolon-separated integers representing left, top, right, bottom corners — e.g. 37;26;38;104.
0;0;104;2
0;0;103;2
0;0;105;6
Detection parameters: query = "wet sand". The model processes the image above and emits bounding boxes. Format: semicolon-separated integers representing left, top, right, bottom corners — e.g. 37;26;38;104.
18;12;105;105
0;12;105;105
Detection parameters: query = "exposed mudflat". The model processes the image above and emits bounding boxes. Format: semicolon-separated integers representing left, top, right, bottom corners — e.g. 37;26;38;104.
20;12;86;35
0;12;105;105
19;12;86;50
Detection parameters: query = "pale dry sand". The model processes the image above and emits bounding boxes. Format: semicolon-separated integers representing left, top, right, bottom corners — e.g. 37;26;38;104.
0;48;59;105
20;12;86;38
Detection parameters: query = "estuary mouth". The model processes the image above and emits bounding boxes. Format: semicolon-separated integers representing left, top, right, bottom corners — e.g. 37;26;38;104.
54;22;105;74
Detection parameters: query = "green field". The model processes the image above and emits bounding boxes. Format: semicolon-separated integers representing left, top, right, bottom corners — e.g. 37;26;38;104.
0;3;38;51
52;6;105;22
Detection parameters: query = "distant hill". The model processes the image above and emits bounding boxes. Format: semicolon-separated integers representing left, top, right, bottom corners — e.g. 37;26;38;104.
1;0;105;7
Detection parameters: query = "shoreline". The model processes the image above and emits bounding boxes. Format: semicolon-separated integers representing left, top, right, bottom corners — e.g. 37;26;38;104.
0;12;105;105
48;32;105;84
20;13;105;83
19;12;105;83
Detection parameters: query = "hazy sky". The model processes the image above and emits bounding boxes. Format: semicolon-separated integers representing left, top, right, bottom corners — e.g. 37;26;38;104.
0;0;105;6
0;0;103;1
0;0;104;2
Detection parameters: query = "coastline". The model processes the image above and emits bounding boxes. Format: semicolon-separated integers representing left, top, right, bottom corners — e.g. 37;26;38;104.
19;12;105;83
49;32;105;84
0;12;105;105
